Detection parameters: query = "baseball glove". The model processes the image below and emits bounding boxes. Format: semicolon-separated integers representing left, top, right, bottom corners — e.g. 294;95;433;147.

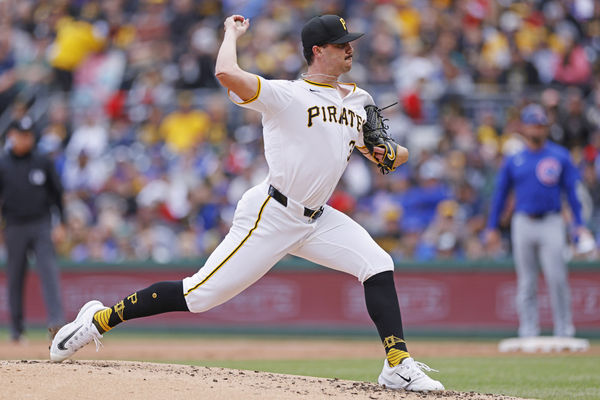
363;104;399;174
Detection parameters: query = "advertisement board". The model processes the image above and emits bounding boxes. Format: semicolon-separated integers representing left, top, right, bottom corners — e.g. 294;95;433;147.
1;265;599;334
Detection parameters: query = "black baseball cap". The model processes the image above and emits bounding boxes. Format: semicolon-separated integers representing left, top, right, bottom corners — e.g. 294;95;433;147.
7;116;34;134
301;15;364;50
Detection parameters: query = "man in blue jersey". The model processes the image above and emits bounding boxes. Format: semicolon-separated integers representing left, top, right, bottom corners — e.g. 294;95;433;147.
485;103;590;338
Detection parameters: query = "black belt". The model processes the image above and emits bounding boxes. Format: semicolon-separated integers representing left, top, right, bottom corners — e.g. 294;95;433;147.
527;211;557;219
268;185;324;220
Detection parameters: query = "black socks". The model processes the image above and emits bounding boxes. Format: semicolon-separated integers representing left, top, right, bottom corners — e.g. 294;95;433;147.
364;271;410;366
93;281;189;334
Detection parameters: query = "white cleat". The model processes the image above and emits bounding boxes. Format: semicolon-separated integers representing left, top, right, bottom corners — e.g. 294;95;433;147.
378;357;444;392
50;300;107;362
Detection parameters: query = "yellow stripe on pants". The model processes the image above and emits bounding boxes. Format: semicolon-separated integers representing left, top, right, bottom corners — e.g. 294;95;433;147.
184;197;271;296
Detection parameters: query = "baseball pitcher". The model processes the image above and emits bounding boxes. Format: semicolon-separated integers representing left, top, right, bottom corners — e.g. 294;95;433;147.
50;15;443;392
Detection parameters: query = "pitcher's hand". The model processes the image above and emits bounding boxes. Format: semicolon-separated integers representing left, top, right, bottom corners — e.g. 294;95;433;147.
224;15;250;38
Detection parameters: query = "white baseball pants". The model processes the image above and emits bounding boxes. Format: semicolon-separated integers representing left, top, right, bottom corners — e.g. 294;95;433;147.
182;182;393;313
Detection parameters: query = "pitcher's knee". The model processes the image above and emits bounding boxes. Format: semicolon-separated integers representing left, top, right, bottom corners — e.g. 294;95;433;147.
184;295;221;313
182;272;221;312
362;252;394;282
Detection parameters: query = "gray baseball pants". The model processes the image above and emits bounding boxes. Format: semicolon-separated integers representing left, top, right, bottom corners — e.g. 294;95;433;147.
510;213;575;337
4;217;64;340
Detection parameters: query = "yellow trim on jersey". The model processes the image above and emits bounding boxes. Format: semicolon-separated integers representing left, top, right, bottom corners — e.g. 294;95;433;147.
229;75;262;105
184;196;271;296
338;82;357;92
303;79;335;88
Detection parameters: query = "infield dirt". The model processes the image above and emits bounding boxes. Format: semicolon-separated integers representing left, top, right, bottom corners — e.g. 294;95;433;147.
0;338;572;399
1;359;529;400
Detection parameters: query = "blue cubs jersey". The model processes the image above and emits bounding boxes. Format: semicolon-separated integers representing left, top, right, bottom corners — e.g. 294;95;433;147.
487;141;583;228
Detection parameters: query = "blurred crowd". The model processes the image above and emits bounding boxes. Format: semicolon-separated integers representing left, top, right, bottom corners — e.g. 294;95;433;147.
0;0;599;263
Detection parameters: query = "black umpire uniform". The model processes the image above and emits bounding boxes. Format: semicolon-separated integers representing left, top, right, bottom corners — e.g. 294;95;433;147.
0;116;65;341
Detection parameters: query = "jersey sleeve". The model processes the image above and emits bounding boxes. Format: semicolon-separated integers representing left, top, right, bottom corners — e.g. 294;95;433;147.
228;76;293;115
561;153;584;226
355;89;376;149
486;157;513;229
364;91;376;107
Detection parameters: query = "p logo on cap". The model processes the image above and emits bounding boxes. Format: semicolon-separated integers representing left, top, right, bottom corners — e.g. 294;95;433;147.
301;15;364;51
7;116;34;134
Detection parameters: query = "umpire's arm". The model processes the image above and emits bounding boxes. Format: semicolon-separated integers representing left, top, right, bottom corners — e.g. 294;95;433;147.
45;157;65;223
215;15;259;102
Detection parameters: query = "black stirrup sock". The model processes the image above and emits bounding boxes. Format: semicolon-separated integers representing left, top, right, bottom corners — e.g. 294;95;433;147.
364;271;410;366
93;281;189;333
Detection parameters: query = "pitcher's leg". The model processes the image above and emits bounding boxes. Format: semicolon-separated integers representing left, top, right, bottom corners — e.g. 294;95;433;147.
99;193;293;330
183;195;301;313
93;281;189;333
539;216;574;337
511;215;541;337
292;206;393;281
364;271;409;364
53;189;304;362
292;208;409;365
97;193;280;331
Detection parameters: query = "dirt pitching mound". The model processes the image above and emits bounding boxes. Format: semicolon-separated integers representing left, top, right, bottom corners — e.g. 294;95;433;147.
1;360;528;400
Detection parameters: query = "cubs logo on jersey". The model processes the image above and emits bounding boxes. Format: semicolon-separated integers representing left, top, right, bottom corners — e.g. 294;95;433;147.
536;157;561;186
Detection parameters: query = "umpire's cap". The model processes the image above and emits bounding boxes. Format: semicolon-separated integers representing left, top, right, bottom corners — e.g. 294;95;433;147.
520;104;548;125
7;116;35;134
302;15;363;51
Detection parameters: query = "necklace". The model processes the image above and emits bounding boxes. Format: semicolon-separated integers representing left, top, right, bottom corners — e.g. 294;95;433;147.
301;72;338;82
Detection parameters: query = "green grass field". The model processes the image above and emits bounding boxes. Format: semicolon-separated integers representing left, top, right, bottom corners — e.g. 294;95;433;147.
176;355;600;400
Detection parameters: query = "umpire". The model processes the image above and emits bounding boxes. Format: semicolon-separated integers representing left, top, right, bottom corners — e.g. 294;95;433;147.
0;116;65;342
486;104;591;338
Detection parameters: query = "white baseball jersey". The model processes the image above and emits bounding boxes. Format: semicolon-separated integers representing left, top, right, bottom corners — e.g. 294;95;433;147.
231;76;372;209
182;77;392;313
